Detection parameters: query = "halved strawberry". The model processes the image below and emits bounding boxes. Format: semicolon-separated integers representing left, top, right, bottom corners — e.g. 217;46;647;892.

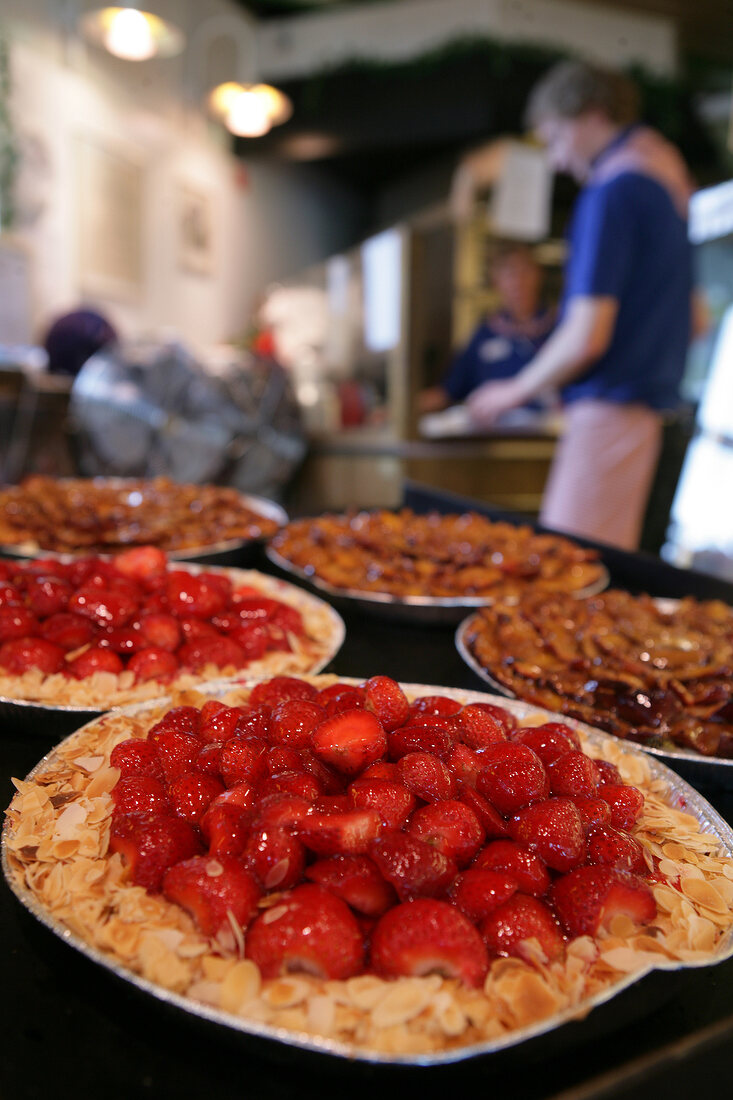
178;636;248;672
0;606;40;642
456;784;510;839
477;743;549;815
397;751;455;803
310;709;387;776
113;546;168;581
448;869;518;923
472;840;550;897
253;792;312;830
149;705;200;737
249;676;319;708
245;883;364;979
597;783;645;830
571;796;613;831
548;751;600;798
24;576;72;617
481;894;565;961
512;722;580;763
112;775;170;816
509;797;586;872
110;813;201;892
0;637;66;674
137;612;181;652
198;701;241;744
163;855;261;936
361;761;400;781
150;727;201;783
209;782;261;814
110;738;164;781
68;587;138;628
165;572;227;619
362;675;410;731
243;826;306;889
407;800;484;866
369;832;457;900
305;854;396;916
370;898;489;987
408;695;463;720
168;771;225;825
260;772;322;801
297;809;382;856
586;824;648;874
595;759;622;784
466;701;518;737
446;743;483;788
127;647;179;683
550;866;656;937
67;645;125;678
39;612;95;651
347;777;417;830
103;625;145;654
200;803;252;859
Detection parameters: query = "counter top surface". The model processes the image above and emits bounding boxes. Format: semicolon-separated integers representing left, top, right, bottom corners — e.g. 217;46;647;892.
4;484;733;1099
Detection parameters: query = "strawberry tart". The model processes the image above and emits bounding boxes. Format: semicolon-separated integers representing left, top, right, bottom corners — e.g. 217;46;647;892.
5;675;733;1060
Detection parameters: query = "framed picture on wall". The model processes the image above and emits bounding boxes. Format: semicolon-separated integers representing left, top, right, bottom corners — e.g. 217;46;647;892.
76;135;144;302
177;184;214;276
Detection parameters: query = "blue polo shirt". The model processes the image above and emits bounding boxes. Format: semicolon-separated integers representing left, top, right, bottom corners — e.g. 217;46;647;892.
562;149;693;410
442;310;554;403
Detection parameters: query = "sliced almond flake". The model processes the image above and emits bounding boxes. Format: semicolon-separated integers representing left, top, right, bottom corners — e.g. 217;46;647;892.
680;878;729;913
53;802;87;840
307;995;336;1035
346;975;389;1010
263;977;311;1009
370;980;434;1028
653;884;683;912
72;755;105;774
598;947;663;974
262;904;288;925
188;980;222;1008
220;960;262;1014
264;859;291;889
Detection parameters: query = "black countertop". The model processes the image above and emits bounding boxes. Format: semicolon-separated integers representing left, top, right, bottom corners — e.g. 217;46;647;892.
4;484;733;1099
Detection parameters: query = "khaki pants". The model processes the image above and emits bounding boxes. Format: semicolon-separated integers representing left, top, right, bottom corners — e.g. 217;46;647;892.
540;399;664;551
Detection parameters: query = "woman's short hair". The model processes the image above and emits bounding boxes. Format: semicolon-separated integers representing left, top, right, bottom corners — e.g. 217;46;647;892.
525;60;640;129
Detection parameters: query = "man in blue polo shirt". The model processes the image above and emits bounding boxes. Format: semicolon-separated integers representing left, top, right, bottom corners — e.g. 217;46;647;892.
468;61;696;550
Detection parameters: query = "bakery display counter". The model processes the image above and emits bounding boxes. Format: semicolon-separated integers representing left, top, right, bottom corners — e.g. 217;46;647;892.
3;483;733;1099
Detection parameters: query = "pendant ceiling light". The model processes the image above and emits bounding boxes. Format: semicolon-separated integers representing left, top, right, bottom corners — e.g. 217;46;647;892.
80;7;185;61
207;81;292;139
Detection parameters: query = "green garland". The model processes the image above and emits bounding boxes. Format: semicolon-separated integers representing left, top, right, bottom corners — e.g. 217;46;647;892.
0;25;18;231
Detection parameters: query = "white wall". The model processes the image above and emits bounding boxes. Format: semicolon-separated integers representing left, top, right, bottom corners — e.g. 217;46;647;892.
3;0;361;349
257;0;677;81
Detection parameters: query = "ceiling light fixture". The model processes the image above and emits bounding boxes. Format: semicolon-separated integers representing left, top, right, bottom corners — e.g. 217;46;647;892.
80;7;184;62
208;81;292;139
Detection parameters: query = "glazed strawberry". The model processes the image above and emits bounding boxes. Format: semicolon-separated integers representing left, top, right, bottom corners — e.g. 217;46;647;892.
361;761;400;781
305;855;396;916
177;617;220;643
0;636;66;674
38;612;95;650
513;722;580;764
24;576;72;617
363;675;410;731
229;595;280;621
113;546;167;581
369;832;457;900
586;824;648;874
407;800;485;866
233;705;271;740
269;700;326;747
260;772;322;801
408;695;462;720
112;775;170;816
448;869;518;923
387;724;454;760
317;681;366;706
67;645;124;678
253;793;312;830
597;783;645;830
0;581;23;607
244;883;364;980
149;705;200;737
446;743;483;787
165;572;227;618
572;796;613;830
595;759;622;784
481;894;565;961
163;855;261;937
198;701;241;744
456;784;510;839
200;803;252;859
348;777;417;830
397;751;455;802
110;738;164;781
550;866;656;937
371;898;489;987
150;728;201;783
103;626;144;654
310;709;387;776
312;794;351;814
210;781;260;813
178;636;248;672
473;840;551;897
127;647;179;683
243;826;306;889
109;813;201;891
218;735;268;788
0;607;40;642
249;676;318;707
294;749;344;795
168;772;225;825
68;587;138;628
477;743;549;815
509;798;586;872
137;612;181;652
226;623;270;660
548;751;600;798
321;687;367;717
266;745;310;778
297;808;382;856
467;701;518;737
455;703;508;750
